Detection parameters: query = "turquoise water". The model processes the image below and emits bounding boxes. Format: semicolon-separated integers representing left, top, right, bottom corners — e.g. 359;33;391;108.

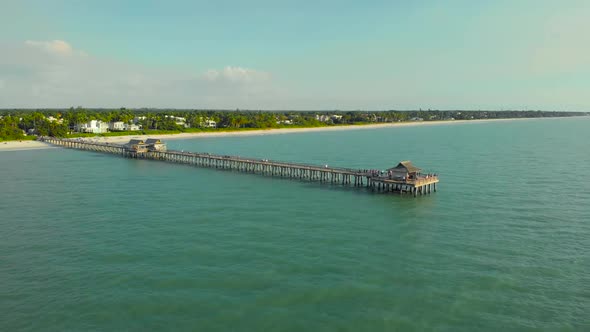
1;118;589;331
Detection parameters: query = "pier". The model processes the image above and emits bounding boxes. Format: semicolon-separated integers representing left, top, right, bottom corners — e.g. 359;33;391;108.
38;137;439;197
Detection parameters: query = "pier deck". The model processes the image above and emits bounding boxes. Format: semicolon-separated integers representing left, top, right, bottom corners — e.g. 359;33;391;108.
39;137;439;196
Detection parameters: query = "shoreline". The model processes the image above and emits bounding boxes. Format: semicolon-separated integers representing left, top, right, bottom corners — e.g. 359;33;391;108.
0;116;582;151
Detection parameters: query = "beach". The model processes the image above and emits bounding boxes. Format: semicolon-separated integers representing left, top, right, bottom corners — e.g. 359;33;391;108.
0;117;564;151
0;140;57;151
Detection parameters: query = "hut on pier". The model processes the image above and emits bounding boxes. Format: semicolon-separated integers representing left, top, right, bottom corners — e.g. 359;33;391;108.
388;161;421;181
125;139;148;153
145;138;166;152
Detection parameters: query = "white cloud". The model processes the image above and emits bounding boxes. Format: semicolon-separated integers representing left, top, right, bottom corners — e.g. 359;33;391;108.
203;66;270;83
24;39;84;56
0;40;281;108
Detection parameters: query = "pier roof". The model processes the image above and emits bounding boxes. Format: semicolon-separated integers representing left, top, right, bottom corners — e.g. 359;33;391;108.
128;139;145;145
145;138;163;144
389;161;421;173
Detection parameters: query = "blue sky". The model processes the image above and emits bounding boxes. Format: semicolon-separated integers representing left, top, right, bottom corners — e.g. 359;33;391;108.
0;0;588;110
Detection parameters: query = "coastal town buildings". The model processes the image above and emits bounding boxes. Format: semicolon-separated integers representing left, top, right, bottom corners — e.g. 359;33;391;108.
76;119;140;134
316;114;343;122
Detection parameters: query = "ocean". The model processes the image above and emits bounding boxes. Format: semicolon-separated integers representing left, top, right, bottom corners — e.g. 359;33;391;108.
1;117;589;331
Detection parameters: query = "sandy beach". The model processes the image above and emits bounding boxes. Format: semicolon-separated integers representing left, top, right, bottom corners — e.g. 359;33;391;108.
0;140;57;151
0;117;568;151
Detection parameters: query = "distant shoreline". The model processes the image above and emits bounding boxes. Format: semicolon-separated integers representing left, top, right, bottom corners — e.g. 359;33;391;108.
0;116;584;152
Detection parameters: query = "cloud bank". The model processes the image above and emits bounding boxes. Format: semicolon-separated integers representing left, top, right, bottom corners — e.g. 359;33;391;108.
0;40;278;109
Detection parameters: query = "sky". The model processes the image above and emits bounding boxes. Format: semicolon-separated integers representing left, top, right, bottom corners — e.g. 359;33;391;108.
0;0;588;110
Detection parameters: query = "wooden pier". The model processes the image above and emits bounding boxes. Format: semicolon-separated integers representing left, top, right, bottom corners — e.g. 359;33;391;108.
38;137;439;197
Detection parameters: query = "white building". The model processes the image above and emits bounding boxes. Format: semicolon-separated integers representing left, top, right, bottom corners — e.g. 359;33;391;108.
164;115;188;127
76;120;109;134
315;114;343;122
109;121;126;131
199;119;216;128
167;115;186;122
109;121;140;131
124;123;141;131
198;117;216;128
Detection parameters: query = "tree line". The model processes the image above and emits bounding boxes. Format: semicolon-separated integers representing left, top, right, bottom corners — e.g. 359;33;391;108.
1;107;587;141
